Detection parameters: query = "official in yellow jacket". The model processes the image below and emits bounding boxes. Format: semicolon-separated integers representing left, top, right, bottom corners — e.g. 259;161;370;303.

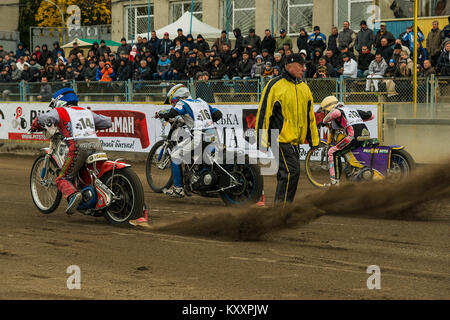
255;53;319;205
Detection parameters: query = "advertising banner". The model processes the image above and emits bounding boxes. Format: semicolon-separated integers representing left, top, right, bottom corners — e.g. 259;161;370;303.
0;103;379;159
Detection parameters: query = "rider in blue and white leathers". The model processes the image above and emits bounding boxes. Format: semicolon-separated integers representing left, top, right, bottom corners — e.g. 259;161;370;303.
157;84;222;197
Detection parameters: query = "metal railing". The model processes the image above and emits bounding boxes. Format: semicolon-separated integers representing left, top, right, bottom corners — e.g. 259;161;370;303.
0;76;447;106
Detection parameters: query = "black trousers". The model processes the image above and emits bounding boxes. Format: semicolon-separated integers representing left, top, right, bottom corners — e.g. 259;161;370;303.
275;142;301;206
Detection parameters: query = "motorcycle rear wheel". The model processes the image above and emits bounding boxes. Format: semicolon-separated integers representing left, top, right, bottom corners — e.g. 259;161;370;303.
101;168;144;226
30;154;62;214
220;160;263;206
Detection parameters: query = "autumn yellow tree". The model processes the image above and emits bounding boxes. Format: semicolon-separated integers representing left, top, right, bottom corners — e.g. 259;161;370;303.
35;0;111;27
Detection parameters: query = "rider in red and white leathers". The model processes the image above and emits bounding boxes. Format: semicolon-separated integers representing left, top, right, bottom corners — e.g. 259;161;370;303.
318;96;374;185
31;88;112;214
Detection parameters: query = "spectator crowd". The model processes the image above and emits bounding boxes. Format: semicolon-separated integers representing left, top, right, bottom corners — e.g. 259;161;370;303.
1;16;450;97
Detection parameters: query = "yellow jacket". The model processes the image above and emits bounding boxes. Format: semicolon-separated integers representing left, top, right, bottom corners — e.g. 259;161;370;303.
255;73;319;148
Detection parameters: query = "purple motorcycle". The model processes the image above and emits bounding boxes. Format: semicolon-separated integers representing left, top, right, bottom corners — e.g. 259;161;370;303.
305;131;416;188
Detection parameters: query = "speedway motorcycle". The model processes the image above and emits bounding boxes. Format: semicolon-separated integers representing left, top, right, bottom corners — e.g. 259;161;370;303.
145;116;263;205
29;126;145;226
305;125;416;188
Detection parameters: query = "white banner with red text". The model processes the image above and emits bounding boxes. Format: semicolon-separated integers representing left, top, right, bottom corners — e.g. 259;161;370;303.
0;103;379;158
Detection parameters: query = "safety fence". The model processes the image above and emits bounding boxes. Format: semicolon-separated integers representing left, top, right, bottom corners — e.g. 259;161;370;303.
1;76;448;105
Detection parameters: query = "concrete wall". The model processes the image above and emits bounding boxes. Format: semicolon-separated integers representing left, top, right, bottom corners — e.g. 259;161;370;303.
0;1;19;33
383;103;450;164
313;0;334;35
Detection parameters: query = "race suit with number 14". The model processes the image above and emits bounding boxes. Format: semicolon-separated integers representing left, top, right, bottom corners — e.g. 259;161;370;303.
36;106;112;200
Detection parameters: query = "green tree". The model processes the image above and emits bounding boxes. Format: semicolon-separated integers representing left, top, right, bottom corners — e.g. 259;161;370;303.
19;0;41;49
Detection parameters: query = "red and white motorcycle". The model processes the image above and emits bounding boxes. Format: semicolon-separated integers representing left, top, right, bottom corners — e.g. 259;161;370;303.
29;127;146;226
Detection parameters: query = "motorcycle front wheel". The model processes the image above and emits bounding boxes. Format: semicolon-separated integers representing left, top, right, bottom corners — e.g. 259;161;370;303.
146;139;173;193
30;154;62;214
305;143;331;188
101;168;144;226
387;149;416;182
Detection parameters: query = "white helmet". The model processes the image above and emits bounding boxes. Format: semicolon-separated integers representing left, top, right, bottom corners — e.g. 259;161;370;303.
164;84;191;106
319;96;340;114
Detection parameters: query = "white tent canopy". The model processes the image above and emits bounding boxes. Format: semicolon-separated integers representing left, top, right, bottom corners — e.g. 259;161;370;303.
137;12;234;40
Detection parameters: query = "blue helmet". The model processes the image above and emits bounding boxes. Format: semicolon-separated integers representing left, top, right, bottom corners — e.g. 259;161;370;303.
49;88;79;109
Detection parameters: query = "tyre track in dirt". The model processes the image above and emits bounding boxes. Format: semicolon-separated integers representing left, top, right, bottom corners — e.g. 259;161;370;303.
0;154;449;299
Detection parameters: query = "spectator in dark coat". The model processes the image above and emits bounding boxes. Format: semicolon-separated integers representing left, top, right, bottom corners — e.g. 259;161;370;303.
117;59;133;81
374;23;396;50
117;38;132;56
74;64;85;81
0;68;12;82
243;28;262;53
209;56;228;80
357;45;375;77
168;50;186;80
69;42;82;57
135;60;152;80
51;41;64;62
39;44;52;67
261;29;276;55
43;64;55;82
328;26;339;55
437;40;450;75
97;40;112;58
261;49;273;64
149;31;160;58
308;26;327;57
273;52;285;69
21;64;33;82
85;60;98;81
195;71;215;103
15;42;27;61
36;76;52;101
325;49;340;70
158;32;173;56
186;57;202;79
355;20;374;52
297;28;310;56
427;21;442;67
135;37;145;53
440;16;450;41
182;34;196;51
227;49;240;78
233;28;245;54
220;43;233;66
64;65;75;81
173;28;187;45
376;38;394;62
196;34;210;53
236;51;253;79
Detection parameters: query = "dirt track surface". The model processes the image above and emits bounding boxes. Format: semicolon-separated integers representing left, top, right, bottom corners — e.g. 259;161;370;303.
0;153;449;299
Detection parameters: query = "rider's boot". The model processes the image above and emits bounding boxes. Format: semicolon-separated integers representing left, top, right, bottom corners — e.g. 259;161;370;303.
66;192;82;215
330;177;340;186
324;177;340;187
164;186;185;198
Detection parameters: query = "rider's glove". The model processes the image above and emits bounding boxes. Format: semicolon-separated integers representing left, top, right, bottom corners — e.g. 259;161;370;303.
30;118;42;132
157;110;170;121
